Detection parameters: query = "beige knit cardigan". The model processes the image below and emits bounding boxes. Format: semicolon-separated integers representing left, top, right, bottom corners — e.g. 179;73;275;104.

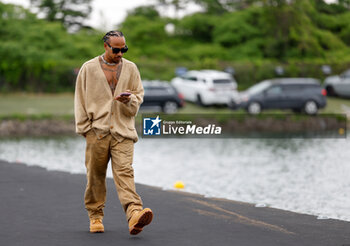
74;56;144;142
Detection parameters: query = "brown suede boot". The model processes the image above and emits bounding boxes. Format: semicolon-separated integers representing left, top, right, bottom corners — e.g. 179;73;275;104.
90;218;104;233
128;208;153;235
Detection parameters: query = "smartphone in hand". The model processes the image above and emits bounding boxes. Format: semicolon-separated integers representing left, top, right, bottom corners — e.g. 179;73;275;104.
119;92;131;97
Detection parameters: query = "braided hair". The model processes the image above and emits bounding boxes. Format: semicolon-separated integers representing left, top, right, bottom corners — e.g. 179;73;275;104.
102;30;124;42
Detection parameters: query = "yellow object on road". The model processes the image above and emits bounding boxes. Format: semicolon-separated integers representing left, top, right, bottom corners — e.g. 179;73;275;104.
174;181;185;189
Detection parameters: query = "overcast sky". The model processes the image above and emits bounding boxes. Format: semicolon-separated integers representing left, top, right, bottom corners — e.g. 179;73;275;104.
1;0;201;30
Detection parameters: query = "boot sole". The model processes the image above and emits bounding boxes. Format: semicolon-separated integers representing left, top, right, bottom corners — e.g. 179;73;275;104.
90;229;104;233
90;226;104;233
129;209;153;235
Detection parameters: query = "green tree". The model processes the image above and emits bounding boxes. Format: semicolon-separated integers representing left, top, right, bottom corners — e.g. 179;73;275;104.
157;0;188;15
339;0;350;9
30;0;92;30
0;2;102;92
119;8;168;58
176;13;217;42
193;0;227;14
127;5;160;19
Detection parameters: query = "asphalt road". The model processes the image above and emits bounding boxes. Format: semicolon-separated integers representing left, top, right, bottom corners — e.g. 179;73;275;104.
1;160;350;246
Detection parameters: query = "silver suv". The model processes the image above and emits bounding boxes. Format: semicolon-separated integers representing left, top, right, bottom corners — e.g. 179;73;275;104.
324;69;350;98
171;70;238;106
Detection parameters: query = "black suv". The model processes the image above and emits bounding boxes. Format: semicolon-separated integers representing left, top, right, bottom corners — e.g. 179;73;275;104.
235;78;327;115
141;80;185;114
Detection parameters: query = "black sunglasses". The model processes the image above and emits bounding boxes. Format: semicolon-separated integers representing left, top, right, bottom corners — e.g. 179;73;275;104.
105;42;128;54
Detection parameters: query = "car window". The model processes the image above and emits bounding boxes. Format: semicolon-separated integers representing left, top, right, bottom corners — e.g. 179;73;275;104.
144;86;170;94
303;84;320;89
213;79;234;84
285;84;321;92
248;81;271;95
166;87;175;93
282;84;302;91
181;75;198;82
143;86;151;92
265;86;282;95
341;70;350;79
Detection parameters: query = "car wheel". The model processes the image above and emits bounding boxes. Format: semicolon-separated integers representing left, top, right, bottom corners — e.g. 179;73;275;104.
247;102;261;115
162;101;178;114
228;99;237;110
325;85;337;97
196;94;205;107
303;100;318;115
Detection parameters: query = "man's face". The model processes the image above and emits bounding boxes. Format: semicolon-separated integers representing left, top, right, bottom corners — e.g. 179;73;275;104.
104;36;126;64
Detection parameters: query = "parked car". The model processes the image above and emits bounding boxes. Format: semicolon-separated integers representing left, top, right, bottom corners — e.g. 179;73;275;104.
141;80;185;114
233;78;327;115
171;70;238;106
324;69;350;98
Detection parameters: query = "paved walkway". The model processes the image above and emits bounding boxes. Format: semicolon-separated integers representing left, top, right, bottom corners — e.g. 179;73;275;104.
1;160;350;246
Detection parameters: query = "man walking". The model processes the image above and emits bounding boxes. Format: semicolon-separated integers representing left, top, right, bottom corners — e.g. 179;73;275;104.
74;30;153;235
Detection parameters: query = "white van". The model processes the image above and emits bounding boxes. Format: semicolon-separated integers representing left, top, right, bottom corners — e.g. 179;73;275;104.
171;70;238;106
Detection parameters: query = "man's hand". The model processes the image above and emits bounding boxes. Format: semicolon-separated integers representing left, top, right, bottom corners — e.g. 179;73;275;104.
115;90;131;104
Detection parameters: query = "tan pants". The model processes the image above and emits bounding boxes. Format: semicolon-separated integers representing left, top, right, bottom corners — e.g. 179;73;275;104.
84;130;143;222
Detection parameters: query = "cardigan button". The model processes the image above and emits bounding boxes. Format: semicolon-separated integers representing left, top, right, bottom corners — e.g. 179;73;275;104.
110;126;114;129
